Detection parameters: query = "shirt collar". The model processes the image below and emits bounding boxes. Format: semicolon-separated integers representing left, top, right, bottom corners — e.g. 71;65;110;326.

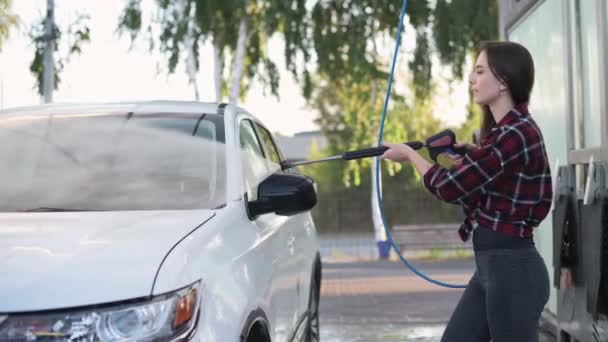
492;103;529;130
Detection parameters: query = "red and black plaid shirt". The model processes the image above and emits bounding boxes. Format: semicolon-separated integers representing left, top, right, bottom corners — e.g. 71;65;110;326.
423;104;552;241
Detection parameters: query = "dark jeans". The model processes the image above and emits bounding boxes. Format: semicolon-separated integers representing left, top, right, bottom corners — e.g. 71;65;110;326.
441;227;550;342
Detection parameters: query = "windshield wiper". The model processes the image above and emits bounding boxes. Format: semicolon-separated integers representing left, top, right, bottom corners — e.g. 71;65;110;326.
19;207;99;212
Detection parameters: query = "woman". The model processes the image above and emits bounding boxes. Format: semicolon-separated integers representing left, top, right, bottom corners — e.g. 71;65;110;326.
381;41;552;342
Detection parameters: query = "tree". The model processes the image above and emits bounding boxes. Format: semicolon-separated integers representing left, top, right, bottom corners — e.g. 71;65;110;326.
117;0;306;104
308;73;441;187
433;0;498;80
116;1;437;105
433;0;498;144
303;0;436;187
0;0;18;51
296;1;499;235
304;0;499;186
305;0;432;99
28;12;91;96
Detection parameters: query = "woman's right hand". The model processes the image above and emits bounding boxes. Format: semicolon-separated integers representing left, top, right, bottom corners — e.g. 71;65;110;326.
443;142;477;166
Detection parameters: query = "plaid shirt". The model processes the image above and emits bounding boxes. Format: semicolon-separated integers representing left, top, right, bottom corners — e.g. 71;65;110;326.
423;104;553;241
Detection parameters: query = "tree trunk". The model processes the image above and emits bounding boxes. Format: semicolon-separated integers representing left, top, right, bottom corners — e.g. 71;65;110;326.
181;0;199;101
42;0;55;103
229;16;247;105
213;34;222;103
184;36;200;101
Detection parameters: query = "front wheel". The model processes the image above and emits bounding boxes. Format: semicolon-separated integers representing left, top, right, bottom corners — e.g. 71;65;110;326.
304;264;321;342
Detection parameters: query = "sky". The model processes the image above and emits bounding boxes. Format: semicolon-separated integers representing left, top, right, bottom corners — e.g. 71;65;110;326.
0;0;469;136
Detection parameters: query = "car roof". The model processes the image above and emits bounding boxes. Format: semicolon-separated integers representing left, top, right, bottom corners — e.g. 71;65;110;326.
0;101;249;120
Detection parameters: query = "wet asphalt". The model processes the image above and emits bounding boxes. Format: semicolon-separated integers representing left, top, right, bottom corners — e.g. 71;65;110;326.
318;258;556;342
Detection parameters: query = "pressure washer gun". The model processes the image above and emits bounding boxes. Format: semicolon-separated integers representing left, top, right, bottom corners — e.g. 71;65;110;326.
420;129;470;163
282;129;469;169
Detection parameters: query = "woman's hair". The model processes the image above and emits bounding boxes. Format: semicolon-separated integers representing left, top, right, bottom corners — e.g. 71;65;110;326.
477;41;535;140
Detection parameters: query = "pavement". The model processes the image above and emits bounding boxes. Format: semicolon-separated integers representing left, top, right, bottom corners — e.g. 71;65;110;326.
318;258;557;341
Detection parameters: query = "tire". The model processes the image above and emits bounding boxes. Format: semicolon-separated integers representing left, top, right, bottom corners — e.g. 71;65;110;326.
304;262;321;342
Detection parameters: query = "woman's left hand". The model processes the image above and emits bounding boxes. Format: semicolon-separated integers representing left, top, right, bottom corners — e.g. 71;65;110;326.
380;142;414;162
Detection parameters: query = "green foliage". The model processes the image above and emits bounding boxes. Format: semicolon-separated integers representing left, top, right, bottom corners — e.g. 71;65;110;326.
454;98;482;144
0;0;18;51
433;1;498;146
409;30;432;99
307;0;432;99
117;0;142;42
300;166;464;233
307;0;498;186
28;13;91;95
115;0;497;103
304;72;441;188
115;0;440;102
117;0;305;100
28;22;50;94
433;0;498;79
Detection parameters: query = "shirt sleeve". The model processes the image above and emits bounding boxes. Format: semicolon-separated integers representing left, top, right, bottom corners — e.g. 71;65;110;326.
423;128;527;204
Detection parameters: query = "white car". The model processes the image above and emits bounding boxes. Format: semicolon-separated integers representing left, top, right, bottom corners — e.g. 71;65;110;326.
0;101;321;342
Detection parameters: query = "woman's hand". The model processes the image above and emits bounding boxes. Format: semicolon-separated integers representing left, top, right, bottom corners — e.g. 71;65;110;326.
381;141;433;176
454;141;477;153
442;142;477;166
380;142;415;162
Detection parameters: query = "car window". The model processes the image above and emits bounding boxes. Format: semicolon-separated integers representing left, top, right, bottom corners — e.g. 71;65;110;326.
239;119;272;201
254;123;282;172
0;112;227;211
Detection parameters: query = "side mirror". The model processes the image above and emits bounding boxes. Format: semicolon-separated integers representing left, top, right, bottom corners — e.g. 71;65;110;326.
247;172;317;219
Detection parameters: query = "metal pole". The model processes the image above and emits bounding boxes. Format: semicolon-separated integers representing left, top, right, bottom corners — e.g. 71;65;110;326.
369;23;387;259
42;0;55;104
371;157;387;257
1;78;4;111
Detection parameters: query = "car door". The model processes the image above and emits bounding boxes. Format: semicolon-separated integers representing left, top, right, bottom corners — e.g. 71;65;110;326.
253;123;310;333
238;118;293;340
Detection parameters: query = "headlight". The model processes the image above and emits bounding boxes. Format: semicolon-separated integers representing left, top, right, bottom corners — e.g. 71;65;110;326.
0;281;200;342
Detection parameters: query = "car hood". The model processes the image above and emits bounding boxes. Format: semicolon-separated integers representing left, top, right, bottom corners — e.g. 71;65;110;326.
0;210;215;313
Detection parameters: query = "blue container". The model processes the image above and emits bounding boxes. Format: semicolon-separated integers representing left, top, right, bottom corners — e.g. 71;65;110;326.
377;240;391;259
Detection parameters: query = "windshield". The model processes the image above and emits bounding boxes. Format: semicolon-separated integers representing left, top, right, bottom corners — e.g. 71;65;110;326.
0;111;226;212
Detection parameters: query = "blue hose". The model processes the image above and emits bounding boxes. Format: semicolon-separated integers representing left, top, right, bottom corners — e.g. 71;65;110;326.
375;0;466;289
